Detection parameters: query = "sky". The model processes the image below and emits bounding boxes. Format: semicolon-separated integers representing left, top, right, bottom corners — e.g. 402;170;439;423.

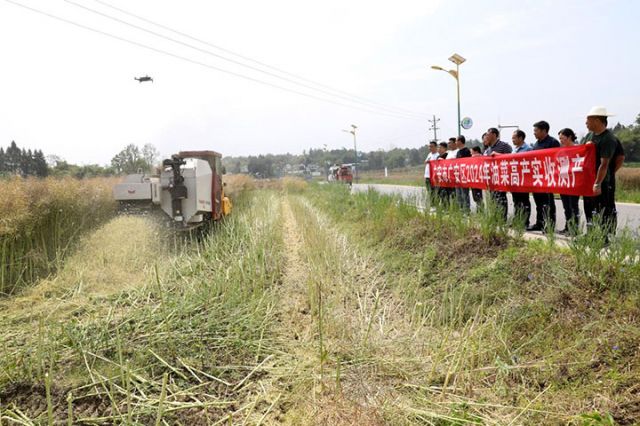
1;0;639;165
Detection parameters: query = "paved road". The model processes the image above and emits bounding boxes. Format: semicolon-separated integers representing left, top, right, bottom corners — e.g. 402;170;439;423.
352;183;640;234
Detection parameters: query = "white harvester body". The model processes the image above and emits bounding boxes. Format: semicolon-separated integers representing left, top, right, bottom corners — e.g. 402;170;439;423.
113;151;229;227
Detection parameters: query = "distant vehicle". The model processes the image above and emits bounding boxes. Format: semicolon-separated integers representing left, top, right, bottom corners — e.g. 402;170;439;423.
328;164;353;186
134;75;153;83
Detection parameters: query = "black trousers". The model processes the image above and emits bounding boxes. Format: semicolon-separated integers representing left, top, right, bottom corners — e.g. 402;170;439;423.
511;192;531;227
471;189;483;212
532;192;556;228
490;191;508;221
584;182;616;234
560;194;580;230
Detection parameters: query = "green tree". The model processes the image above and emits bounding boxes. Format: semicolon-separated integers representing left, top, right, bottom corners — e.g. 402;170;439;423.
408;148;422;166
111;144;154;174
5;141;21;174
613;114;640;162
33;150;48;177
19;148;32;177
247;155;274;178
142;143;159;170
0;147;5;174
385;149;406;169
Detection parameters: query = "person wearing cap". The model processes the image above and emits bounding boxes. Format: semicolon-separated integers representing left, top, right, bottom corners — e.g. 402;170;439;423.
583;106;619;236
527;121;560;232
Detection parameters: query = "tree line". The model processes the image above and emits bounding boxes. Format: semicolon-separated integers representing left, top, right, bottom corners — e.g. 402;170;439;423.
612;114;640;161
0;141;48;177
224;114;640;179
0;141;160;179
223;140;483;178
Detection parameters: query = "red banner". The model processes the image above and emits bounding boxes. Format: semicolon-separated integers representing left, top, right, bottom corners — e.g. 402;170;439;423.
428;144;596;196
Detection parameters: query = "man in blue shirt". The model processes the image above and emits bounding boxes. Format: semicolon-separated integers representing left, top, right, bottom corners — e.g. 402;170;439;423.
511;130;532;228
527;121;560;232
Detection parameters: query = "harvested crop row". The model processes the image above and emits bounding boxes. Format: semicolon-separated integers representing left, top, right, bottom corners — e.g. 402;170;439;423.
0;191;286;425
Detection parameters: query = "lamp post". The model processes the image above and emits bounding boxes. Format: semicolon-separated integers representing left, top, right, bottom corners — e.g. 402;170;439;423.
431;53;466;136
342;124;358;181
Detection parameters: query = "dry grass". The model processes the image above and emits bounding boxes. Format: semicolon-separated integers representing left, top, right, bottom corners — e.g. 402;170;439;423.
281;176;308;192
617;167;640;190
1;215;163;322
0;176;117;295
231;175;309;192
0;176;117;236
223;173;256;197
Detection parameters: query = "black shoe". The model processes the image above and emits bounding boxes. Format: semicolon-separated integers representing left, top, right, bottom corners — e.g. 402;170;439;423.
526;224;543;232
557;228;569;236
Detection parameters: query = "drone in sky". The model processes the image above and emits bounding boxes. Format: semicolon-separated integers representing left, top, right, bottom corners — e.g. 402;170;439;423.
134;75;153;83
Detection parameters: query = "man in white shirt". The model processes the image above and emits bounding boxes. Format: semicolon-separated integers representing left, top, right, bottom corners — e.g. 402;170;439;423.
424;141;440;206
447;137;458;160
424;142;439;186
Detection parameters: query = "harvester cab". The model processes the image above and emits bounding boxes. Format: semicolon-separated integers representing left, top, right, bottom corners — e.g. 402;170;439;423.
113;150;232;229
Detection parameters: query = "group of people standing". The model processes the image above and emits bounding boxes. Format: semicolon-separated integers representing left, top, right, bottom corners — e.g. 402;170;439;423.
423;107;624;237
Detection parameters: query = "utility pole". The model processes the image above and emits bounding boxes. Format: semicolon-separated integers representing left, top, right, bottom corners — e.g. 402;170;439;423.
431;53;466;136
428;115;440;142
342;124;358;181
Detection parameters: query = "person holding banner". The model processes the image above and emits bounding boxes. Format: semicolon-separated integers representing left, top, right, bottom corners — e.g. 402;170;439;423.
583;107;619;237
558;128;580;235
455;135;472;211
436;142;450;205
424;141;440;189
511;130;532;228
424;141;440;205
527;121;560;232
447;137;458;160
470;146;484;211
484;128;512;220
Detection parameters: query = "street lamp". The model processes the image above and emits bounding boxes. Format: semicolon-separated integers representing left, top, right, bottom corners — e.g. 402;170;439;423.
431;53;466;136
342;124;358;181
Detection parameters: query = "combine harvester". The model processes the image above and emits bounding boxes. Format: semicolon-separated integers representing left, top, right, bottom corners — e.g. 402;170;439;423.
328;164;354;186
113;150;232;229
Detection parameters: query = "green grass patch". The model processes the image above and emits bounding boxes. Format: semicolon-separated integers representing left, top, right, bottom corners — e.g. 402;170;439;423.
302;183;640;424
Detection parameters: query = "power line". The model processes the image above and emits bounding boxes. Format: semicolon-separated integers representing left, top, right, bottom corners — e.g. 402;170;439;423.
89;0;430;119
4;0;425;121
63;0;429;119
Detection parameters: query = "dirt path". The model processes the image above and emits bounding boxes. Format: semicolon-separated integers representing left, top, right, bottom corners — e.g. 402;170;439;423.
267;195;430;425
